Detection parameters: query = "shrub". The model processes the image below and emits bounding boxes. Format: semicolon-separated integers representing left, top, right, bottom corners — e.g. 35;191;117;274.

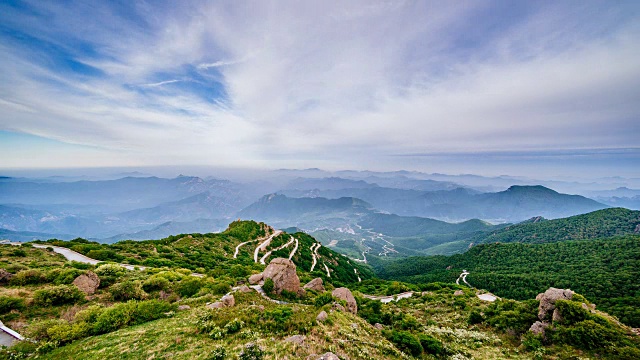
384;330;423;357
419;335;444;356
468;309;484;325
224;318;245;334
208;282;231;295
265;307;293;324
553;320;622;350
314;292;333;307
142;276;170;292
11;249;27;257
0;296;26;314
33;285;85;306
26;319;66;341
45;268;83;285
74;305;105;323
521;331;544;352
262;278;274;294
110;281;147;301
239;342;264;360
95;264;125;287
93;302;137;334
11;269;47;285
46;321;91;345
176;277;203;297
131;300;176;325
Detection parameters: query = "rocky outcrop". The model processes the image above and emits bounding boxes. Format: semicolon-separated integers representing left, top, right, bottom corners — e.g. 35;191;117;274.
536;287;574;321
248;273;263;285
0;269;14;284
303;278;325;292
332;287;357;314
316;311;328;323
262;258;302;295
72;271;100;295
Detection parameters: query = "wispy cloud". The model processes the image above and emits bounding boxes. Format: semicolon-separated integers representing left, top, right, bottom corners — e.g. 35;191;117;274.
0;0;638;177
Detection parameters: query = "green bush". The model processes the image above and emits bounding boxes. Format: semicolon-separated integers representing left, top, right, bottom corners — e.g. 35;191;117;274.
0;296;26;314
468;309;484;325
33;285;85;306
142;276;170;292
314;292;333;307
224;318;245;334
265;307;293;324
93;302;137;334
45;268;83;285
208;346;227;360
208;282;231;295
262;278;274;294
46;321;91;345
110;281;147;301
11;249;27;257
176;277;203;297
384;330;423;357
10;269;47;285
521;331;544;352
74;305;105;323
553;319;623;350
131;300;176;325
25;319;66;341
95;264;126;287
484;299;538;335
419;335;444;355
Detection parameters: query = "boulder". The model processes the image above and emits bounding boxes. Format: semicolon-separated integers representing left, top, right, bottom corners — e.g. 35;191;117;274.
374;323;384;330
239;285;253;293
221;294;235;307
177;305;191;311
262;258;302;295
285;335;306;345
453;290;464;296
316;311;328;322
317;352;339;360
536;287;574;321
206;302;224;309
529;321;549;336
331;303;346;312
303;278;325;292
249;273;263;285
72;271;100;295
0;269;14;284
331;287;357;314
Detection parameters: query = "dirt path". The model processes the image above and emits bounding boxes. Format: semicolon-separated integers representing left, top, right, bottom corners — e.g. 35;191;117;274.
309;243;320;271
233;239;260;258
323;262;331;277
259;236;295;265
456;270;470;286
288;236;299;260
253;230;283;263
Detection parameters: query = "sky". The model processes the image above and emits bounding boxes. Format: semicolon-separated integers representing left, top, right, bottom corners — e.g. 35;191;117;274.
0;0;639;178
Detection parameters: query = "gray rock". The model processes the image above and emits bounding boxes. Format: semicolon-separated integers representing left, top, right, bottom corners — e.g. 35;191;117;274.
0;269;14;284
221;294;235;307
536;287;574;321
453;290;464;296
249;273;263;285
206;301;224;309
529;321;549;336
285;335;306;345
374;323;384;330
72;271;100;295
317;352;339;360
263;258;302;295
331;288;357;314
303;278;325;292
239;285;253;293
316;311;328;322
331;302;345;312
177;305;191;311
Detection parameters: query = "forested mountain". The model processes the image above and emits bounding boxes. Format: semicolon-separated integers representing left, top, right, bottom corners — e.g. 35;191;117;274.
472;207;640;244
372;235;640;327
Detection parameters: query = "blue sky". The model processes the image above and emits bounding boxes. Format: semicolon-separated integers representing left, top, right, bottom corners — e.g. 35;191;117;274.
0;0;639;178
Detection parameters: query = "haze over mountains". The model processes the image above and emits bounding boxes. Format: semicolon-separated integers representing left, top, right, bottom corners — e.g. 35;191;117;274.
0;169;634;258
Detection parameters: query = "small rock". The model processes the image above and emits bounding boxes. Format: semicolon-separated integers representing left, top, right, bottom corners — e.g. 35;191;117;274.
239;285;253;293
317;352;339;360
159;290;170;300
581;303;589;311
285;335;306;345
221;294;235;307
177;305;191;311
374;323;384;330
331;302;345;312
249;273;263;285
72;271;100;295
331;288;357;314
206;301;224;309
529;321;549;336
350;323;358;329
303;278;325;292
316;311;328;322
453;290;464;296
0;269;14;284
258;305;265;312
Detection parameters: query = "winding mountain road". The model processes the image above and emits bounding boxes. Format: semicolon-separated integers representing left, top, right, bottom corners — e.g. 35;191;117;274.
259;235;295;265
253;230;283;263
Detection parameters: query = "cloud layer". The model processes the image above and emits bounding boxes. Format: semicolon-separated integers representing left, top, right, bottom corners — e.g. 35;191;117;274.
0;0;639;175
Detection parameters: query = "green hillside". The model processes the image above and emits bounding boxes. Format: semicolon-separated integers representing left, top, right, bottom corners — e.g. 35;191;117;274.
473;207;640;244
372;235;640;326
